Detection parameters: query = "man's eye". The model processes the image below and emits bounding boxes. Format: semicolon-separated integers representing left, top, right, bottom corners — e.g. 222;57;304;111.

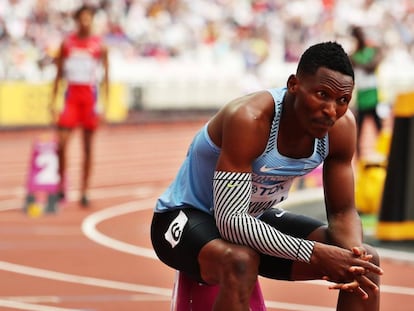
316;91;327;98
338;97;349;105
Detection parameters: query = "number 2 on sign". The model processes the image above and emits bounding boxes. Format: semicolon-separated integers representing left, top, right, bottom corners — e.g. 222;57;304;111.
34;151;60;185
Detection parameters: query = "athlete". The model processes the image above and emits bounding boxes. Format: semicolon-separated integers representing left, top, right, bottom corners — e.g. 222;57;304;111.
50;4;109;206
350;26;383;157
151;42;383;311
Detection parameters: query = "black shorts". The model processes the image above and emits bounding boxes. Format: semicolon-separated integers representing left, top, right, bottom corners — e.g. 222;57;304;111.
150;206;325;283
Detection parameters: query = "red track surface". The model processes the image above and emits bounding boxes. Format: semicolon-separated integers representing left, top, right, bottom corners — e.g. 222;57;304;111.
1;122;414;311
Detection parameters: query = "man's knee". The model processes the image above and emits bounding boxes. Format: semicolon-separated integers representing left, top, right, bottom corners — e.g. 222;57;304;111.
364;243;380;269
220;244;260;280
361;243;381;296
199;241;259;285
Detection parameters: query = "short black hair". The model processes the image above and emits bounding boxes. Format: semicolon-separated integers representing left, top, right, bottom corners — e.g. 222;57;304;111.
296;41;354;81
74;4;96;20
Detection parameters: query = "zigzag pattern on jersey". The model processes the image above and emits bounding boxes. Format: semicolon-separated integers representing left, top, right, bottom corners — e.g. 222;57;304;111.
316;135;328;159
264;99;281;154
264;98;329;159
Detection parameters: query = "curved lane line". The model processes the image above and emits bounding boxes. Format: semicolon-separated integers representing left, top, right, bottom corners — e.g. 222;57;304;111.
81;200;157;259
0;260;171;297
81;200;414;297
1;198;413;311
81;197;414;264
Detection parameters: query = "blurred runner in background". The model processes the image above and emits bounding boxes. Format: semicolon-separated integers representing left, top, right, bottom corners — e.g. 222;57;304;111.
49;4;109;207
350;25;383;158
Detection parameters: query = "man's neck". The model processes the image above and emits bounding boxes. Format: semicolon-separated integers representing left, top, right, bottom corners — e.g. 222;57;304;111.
77;30;91;38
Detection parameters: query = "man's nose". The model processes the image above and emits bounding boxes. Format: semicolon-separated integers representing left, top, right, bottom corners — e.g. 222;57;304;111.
322;100;337;118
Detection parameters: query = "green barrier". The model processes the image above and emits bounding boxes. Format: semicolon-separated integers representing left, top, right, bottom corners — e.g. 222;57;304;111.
0;82;128;127
377;92;414;241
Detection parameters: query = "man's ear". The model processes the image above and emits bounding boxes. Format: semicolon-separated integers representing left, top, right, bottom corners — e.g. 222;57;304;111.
287;74;298;93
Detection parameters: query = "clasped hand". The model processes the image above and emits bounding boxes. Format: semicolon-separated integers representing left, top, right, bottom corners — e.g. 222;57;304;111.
314;245;383;300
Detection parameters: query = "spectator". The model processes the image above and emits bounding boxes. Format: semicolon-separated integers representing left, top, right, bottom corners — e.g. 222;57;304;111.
0;0;413;82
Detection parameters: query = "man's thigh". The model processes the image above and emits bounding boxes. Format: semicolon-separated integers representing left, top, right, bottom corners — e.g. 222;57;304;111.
151;207;221;283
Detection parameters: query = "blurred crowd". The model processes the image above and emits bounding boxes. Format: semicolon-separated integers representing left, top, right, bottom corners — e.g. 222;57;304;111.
1;0;414;81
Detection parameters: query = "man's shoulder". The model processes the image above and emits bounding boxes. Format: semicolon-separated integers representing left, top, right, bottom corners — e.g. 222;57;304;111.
327;109;356;156
330;109;356;134
212;90;275;153
89;34;104;43
225;90;275;123
63;32;77;42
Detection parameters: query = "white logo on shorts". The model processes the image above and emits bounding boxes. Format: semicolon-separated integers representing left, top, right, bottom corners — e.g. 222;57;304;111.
165;210;188;248
274;209;286;218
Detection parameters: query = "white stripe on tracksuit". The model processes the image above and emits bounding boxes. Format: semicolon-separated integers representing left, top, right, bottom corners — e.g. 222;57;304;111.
213;171;314;263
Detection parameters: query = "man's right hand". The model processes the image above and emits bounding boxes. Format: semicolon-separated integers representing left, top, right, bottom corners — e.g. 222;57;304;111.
311;243;383;298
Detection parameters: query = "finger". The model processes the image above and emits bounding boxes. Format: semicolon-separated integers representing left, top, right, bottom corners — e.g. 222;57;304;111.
329;281;369;300
341;280;360;291
328;283;346;290
356;275;380;292
357;260;384;275
353;286;369;300
349;266;366;275
351;246;371;260
329;280;358;291
351;246;363;257
361;254;373;261
359;253;373;262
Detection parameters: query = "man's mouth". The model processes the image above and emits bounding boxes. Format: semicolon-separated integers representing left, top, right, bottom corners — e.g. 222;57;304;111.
314;119;334;129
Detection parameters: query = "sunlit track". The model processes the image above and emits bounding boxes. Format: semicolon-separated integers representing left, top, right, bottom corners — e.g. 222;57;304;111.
1;122;414;311
0;123;205;311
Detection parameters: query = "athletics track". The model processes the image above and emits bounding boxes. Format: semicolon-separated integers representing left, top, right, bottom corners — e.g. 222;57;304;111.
1;121;414;311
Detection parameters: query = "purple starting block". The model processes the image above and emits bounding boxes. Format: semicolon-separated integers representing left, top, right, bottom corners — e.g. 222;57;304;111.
26;138;60;193
170;271;266;311
24;137;61;214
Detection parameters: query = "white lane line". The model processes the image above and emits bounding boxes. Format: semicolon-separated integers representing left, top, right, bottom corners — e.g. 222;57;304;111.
285;189;414;264
0;294;170;304
303;279;414;296
0;199;339;311
0;261;171;297
264;301;334;311
4;184;414;263
1;297;60;304
0;198;24;211
0;186;157;212
0;187;25;197
81;200;157;259
0;299;82;311
2;190;414;310
81;200;414;297
377;248;414;264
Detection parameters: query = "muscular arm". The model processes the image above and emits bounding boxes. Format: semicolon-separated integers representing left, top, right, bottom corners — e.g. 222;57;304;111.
210;97;382;285
51;44;64;103
50;43;65;122
323;109;363;248
211;93;314;262
101;45;110;114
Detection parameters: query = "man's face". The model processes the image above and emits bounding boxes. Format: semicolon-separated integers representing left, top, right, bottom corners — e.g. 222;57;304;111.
291;67;354;139
77;10;93;33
